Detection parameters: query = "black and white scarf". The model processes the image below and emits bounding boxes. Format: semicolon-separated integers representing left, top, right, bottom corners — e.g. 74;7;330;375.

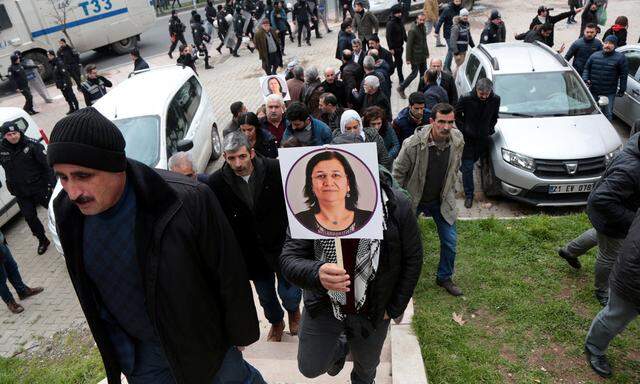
314;190;389;320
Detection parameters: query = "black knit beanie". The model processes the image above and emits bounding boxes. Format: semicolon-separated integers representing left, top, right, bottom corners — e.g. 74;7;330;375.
47;107;127;172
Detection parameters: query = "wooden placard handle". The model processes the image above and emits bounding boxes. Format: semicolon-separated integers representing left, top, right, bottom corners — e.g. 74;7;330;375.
334;237;344;269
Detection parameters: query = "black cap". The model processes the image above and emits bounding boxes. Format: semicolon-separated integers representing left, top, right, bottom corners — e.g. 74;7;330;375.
0;121;20;137
390;4;402;14
490;9;501;20
47;107;127;172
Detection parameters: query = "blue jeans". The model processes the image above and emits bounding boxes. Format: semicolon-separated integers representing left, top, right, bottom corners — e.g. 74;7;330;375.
253;273;302;324
212;347;266;384
444;40;453;72
460;159;476;199
0;243;28;304
417;201;457;281
592;92;616;121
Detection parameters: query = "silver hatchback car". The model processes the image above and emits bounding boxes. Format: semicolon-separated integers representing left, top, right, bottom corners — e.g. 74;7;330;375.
455;42;623;206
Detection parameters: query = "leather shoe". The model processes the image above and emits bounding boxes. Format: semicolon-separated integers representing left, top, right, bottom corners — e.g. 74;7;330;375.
437;279;464;296
7;301;24;314
18;286;44;301
585;347;612;378
288;309;301;335
37;238;50;255
558;248;581;269
267;320;285;342
464;197;473;208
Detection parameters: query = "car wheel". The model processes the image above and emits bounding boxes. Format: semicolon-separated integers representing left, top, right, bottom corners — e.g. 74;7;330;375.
481;156;501;197
111;36;138;55
210;124;222;160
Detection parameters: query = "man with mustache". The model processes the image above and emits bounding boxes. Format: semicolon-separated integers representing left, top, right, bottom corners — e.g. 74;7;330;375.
393;103;465;297
48;107;264;384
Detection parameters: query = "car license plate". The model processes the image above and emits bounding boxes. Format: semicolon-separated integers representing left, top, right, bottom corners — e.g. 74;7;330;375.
548;183;594;194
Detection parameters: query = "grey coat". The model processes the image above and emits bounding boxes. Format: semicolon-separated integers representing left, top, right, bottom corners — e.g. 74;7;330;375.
392;124;464;224
353;10;378;41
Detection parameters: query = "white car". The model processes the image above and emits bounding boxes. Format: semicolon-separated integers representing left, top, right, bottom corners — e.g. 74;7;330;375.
613;44;640;127
48;65;222;252
0;107;47;227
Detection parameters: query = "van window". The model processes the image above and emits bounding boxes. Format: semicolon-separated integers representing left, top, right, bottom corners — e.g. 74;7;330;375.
465;54;480;84
0;5;12;31
165;76;202;158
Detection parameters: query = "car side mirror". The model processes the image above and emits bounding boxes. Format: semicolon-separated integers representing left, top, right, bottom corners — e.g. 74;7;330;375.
176;139;193;152
598;96;609;107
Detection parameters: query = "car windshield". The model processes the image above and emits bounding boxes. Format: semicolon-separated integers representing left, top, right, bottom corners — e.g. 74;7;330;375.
494;71;597;117
111;115;160;166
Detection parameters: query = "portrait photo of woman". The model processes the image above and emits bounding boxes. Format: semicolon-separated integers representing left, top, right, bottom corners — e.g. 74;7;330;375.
260;75;289;101
294;150;374;237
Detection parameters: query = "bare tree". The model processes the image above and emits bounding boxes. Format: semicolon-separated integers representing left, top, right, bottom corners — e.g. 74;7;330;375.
48;0;76;46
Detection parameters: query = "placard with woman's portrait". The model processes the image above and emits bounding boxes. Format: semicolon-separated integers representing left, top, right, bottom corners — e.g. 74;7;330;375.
259;74;290;101
278;143;383;239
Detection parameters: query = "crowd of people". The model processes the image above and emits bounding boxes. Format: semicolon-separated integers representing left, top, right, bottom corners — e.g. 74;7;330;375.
1;0;639;383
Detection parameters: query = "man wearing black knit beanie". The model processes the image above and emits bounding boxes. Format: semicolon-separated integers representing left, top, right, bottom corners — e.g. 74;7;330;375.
48;107;265;384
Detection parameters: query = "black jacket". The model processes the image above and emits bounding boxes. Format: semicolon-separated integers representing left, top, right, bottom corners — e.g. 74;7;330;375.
580;5;598;37
133;57;150;72
455;89;500;160
529;10;573;47
603;26;627;47
81;76;112;107
207;156;287;280
57;45;81;68
440;71;458;105
54;160;259;384
8;63;28;90
435;1;461;39
0;135;54;197
377;46;395;76
587;134;640;239
386;14;407;50
516;28;547;45
169;15;187;35
279;177;423;323
340;60;364;93
335;30;356;60
50;57;74;90
480;21;506;44
321;79;348;107
610;209;640;308
254;128;278;158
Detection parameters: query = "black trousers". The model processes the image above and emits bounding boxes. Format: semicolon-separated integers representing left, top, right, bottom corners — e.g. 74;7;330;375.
20;88;33;113
400;62;426;91
67;67;82;89
198;44;210;66
61;86;79;110
278;30;287;52
233;32;244;53
297;21;311;44
169;33;188;55
392;47;404;83
16;191;50;242
263;52;281;75
310;17;320;37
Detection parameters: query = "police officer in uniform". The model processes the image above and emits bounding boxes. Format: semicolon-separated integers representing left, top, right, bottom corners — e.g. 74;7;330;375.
0;122;54;255
47;50;79;115
191;12;213;69
80;64;113;107
7;54;37;115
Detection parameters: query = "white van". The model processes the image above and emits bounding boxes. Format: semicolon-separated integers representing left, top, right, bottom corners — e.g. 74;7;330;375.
0;107;46;226
0;0;156;78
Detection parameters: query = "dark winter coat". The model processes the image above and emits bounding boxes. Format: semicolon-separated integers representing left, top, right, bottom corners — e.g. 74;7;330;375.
254;128;279;158
392;106;429;144
8;63;28;90
340;60;364;92
529;10;574;47
580;4;599;37
300;80;325;118
50;57;74;90
406;22;429;64
610;209;640;309
516;28;547;45
360;91;392;122
353;10;378;41
423;83;449;110
270;7;288;31
336;30;357;60
57;45;81;68
54;160;260;384
169;15;186;35
205;4;217;22
191;18;210;46
564;37;603;76
582;49;628;95
386;14;407;50
455;89;500;160
480;21;506;44
603;26;627;47
0;135;54;197
587;133;640;239
206;156;286;279
254;27;282;66
449;17;475;54
293;1;310;22
435;1;461;39
279;176;423;324
322;79;348;107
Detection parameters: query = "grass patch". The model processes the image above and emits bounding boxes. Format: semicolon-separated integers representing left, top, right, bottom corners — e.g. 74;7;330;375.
413;213;640;383
0;328;104;384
